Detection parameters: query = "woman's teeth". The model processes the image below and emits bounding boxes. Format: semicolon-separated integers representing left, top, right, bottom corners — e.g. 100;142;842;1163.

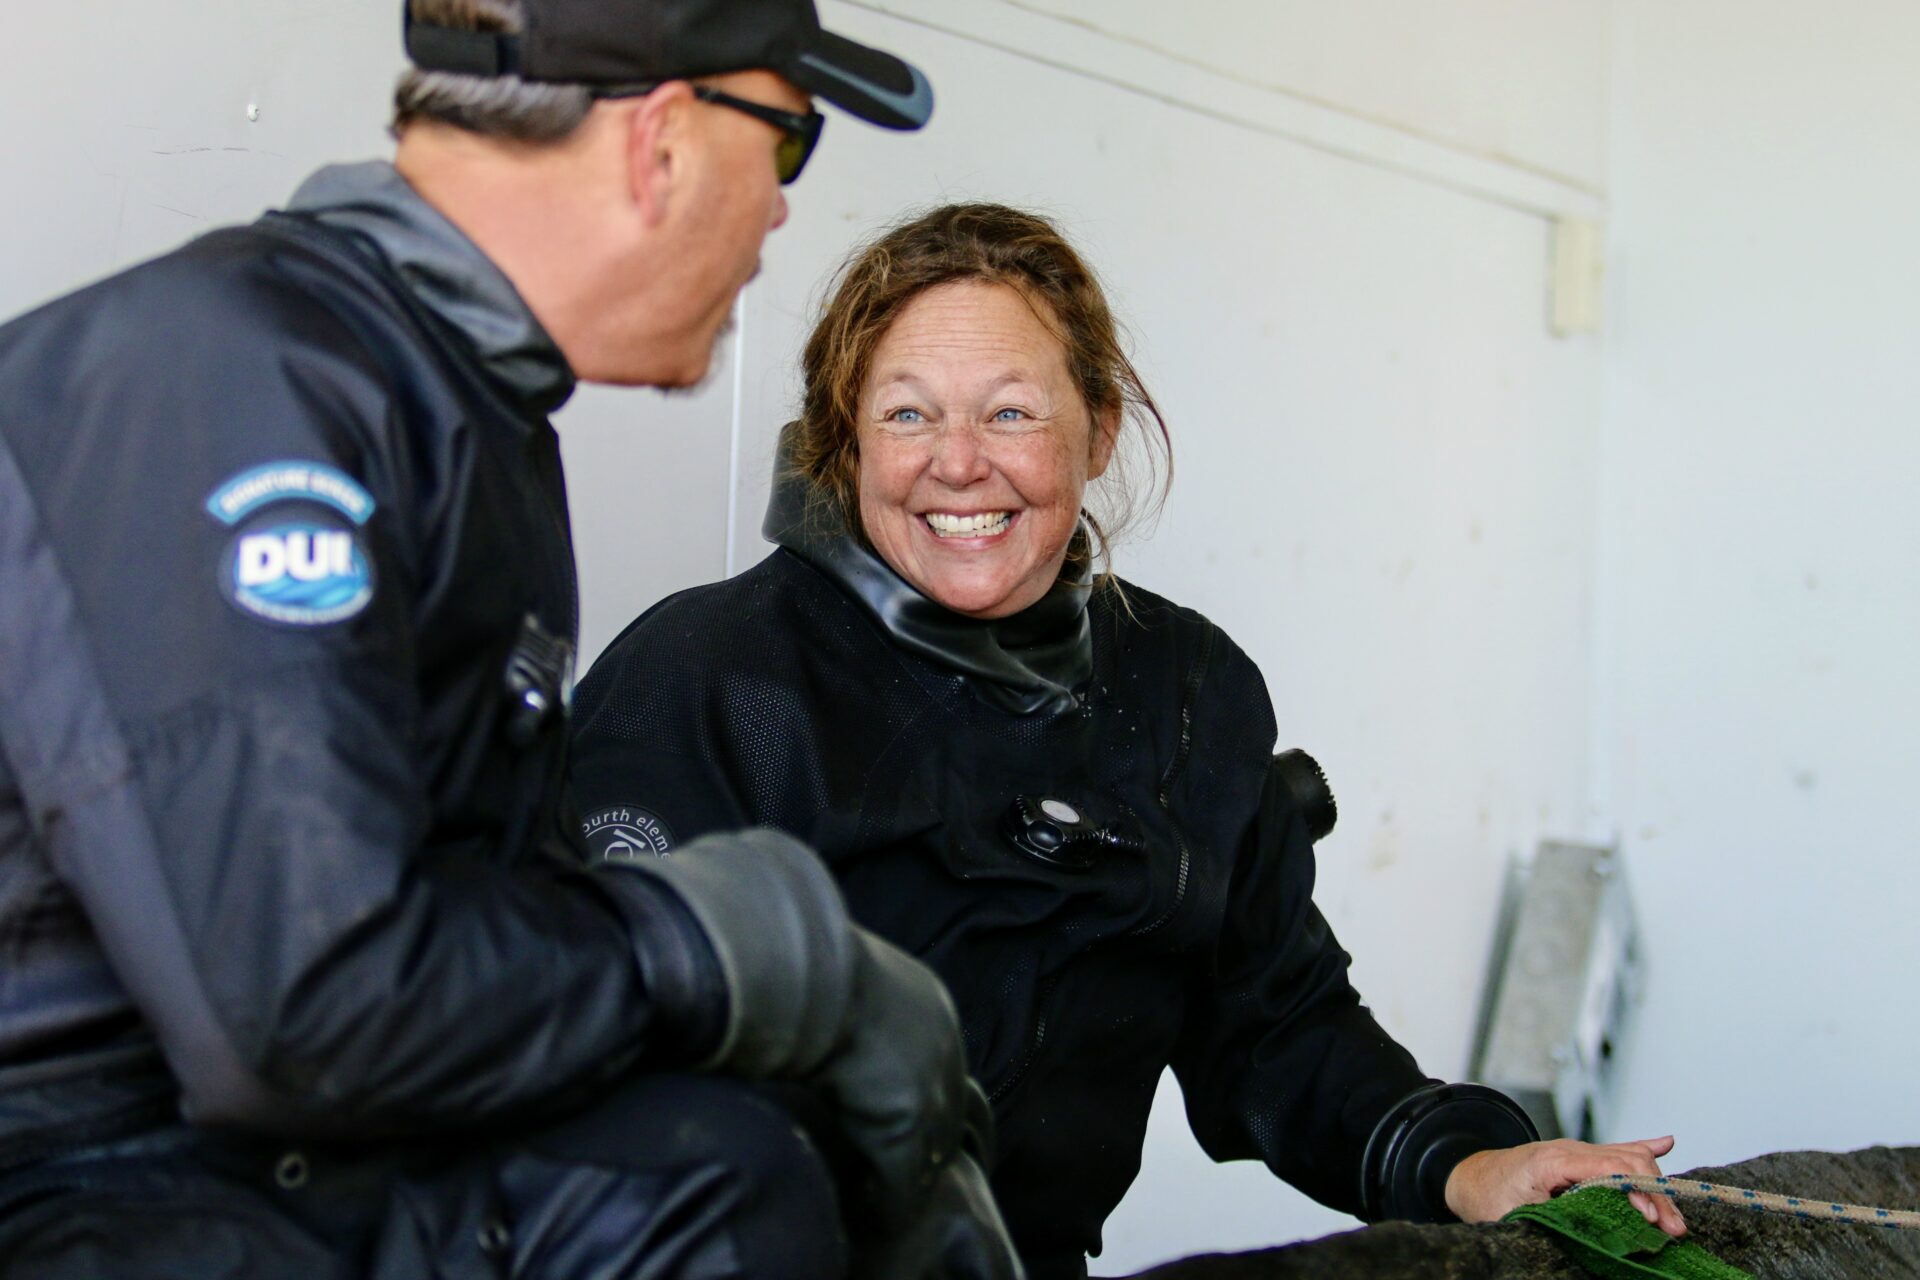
926;511;1012;538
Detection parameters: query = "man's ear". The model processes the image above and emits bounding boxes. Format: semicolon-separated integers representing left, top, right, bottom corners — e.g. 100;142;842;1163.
626;80;697;228
1088;405;1122;479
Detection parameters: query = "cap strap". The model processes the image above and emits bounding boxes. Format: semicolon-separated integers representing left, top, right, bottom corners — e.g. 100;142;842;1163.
404;17;523;77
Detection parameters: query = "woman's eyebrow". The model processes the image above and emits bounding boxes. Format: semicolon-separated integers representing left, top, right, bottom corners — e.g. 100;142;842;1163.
871;370;1045;395
868;370;931;394
980;371;1044;394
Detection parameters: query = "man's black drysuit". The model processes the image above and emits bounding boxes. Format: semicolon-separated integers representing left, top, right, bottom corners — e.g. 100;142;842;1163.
0;165;1009;1279
570;462;1537;1279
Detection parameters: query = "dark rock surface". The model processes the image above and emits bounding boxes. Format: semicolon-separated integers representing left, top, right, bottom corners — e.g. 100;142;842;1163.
1121;1147;1920;1279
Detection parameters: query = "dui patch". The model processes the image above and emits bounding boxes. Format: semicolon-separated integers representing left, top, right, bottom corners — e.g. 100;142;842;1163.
581;806;676;861
207;462;376;627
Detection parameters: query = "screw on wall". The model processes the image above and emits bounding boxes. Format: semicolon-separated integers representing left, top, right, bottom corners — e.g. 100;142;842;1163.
246;103;261;123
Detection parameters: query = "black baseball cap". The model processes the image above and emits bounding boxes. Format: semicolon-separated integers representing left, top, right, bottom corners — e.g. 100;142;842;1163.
403;0;933;130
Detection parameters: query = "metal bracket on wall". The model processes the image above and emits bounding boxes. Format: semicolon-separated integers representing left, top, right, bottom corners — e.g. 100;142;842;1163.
1472;840;1643;1141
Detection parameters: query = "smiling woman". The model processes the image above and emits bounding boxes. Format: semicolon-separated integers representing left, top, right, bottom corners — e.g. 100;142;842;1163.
787;203;1171;610
857;279;1115;618
571;202;1683;1280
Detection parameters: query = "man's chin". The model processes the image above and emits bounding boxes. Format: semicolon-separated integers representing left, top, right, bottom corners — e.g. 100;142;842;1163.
673;289;759;394
610;283;750;394
656;322;734;397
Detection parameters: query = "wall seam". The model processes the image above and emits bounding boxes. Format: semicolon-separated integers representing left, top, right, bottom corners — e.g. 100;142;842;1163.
835;0;1608;222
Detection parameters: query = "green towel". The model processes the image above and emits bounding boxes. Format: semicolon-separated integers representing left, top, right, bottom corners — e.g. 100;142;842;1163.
1504;1186;1753;1280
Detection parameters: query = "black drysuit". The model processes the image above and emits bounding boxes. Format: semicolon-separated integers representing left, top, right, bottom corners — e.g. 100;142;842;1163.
0;165;848;1278
571;472;1532;1278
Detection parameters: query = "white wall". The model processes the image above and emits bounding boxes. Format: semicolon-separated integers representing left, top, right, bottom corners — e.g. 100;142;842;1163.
1002;0;1611;191
25;2;1909;1275
3;0;395;313
1596;0;1920;1168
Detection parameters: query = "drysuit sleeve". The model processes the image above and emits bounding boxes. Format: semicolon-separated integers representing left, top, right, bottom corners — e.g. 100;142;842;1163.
0;261;726;1137
1158;628;1425;1216
1167;635;1534;1221
1169;758;1438;1215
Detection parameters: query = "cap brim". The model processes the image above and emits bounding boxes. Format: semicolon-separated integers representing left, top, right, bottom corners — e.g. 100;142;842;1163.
784;27;933;131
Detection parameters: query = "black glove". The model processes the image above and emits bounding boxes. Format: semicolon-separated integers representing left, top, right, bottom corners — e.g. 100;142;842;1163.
853;1145;1024;1280
824;925;975;1221
612;829;1009;1237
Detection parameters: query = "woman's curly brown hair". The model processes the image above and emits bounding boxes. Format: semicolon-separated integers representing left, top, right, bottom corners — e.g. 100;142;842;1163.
786;202;1171;582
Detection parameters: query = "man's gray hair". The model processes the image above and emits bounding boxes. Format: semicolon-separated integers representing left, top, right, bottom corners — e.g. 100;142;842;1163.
393;0;594;143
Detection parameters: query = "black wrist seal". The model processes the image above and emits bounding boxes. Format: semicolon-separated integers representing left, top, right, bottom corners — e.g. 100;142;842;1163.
1359;1082;1538;1223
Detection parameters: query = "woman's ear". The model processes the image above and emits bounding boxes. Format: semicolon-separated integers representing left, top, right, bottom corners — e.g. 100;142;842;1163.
1088;405;1122;480
625;81;697;228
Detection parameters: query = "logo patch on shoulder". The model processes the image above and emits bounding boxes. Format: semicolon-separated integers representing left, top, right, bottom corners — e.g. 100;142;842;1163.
207;462;376;527
582;806;676;861
207;462;377;627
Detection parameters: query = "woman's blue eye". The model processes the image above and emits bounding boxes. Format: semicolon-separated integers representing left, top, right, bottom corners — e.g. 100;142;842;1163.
889;408;925;423
993;408;1026;421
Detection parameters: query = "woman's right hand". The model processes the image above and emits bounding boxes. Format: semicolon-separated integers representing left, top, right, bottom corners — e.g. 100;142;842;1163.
1445;1134;1689;1236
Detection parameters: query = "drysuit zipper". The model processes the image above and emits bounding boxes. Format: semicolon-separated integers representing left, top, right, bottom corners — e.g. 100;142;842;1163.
992;628;1215;1104
989;974;1055;1105
1125;625;1213;939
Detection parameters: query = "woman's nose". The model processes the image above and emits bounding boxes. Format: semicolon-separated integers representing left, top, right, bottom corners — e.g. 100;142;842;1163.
929;423;992;486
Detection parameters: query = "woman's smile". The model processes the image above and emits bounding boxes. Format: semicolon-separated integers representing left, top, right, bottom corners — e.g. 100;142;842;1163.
922;510;1018;540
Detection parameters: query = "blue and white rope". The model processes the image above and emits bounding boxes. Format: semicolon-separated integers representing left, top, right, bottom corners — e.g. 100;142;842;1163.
1574;1174;1920;1231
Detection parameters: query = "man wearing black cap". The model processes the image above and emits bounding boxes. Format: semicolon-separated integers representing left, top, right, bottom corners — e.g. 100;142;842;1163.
0;2;1019;1277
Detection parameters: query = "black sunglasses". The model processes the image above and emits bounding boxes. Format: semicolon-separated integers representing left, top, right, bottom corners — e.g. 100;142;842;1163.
591;83;824;185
